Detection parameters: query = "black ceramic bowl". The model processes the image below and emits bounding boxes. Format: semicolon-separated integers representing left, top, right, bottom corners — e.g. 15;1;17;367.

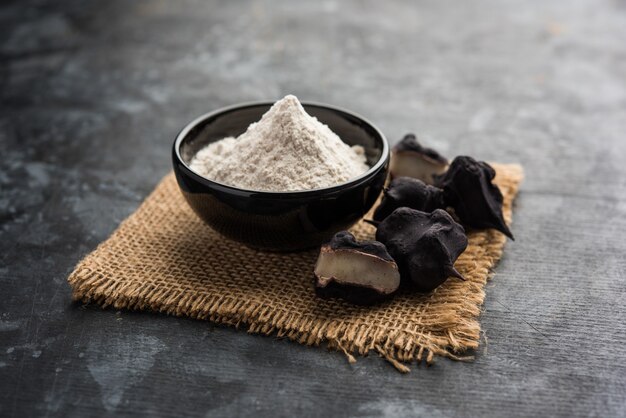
172;101;389;251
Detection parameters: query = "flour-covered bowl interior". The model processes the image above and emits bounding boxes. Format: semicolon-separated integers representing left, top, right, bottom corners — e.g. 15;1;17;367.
186;95;371;192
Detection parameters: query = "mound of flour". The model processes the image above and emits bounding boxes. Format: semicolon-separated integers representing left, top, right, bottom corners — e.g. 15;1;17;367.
189;95;369;192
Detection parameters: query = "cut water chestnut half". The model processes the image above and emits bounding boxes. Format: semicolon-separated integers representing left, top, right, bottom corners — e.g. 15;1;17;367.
314;231;401;305
390;134;448;184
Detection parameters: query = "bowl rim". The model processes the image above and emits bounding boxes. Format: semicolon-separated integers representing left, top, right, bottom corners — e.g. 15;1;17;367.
173;100;389;196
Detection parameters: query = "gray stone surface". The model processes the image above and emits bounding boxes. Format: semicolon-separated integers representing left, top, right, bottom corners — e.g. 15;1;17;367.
1;0;625;416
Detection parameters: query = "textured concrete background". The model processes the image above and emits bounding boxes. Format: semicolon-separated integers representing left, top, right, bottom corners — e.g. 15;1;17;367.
1;0;625;417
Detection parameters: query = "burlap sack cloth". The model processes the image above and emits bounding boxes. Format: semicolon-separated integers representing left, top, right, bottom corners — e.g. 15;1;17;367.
68;163;523;372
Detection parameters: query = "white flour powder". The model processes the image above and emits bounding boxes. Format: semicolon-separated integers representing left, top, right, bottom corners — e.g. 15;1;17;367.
189;95;369;192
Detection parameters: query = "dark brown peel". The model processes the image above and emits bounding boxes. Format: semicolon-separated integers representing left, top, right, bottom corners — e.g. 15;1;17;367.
390;134;448;184
374;208;468;292
373;177;446;222
434;156;514;239
314;232;400;305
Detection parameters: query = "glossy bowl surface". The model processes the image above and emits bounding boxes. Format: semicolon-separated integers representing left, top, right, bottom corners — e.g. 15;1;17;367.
172;101;389;251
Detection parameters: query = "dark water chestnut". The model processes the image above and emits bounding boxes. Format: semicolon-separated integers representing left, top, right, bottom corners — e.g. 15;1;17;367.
435;156;513;239
373;177;446;222
314;231;401;305
373;208;468;292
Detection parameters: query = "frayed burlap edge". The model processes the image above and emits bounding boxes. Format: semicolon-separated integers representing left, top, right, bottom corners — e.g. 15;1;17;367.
68;164;523;372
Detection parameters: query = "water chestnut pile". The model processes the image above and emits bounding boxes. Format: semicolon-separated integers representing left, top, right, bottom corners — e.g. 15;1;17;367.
313;133;514;305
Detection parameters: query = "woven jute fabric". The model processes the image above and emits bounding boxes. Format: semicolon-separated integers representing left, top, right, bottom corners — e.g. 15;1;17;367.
68;163;523;372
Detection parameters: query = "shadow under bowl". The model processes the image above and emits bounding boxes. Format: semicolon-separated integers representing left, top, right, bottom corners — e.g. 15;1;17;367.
172;101;389;251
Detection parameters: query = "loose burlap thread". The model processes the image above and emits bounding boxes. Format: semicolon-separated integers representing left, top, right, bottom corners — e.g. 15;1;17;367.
68;163;523;372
